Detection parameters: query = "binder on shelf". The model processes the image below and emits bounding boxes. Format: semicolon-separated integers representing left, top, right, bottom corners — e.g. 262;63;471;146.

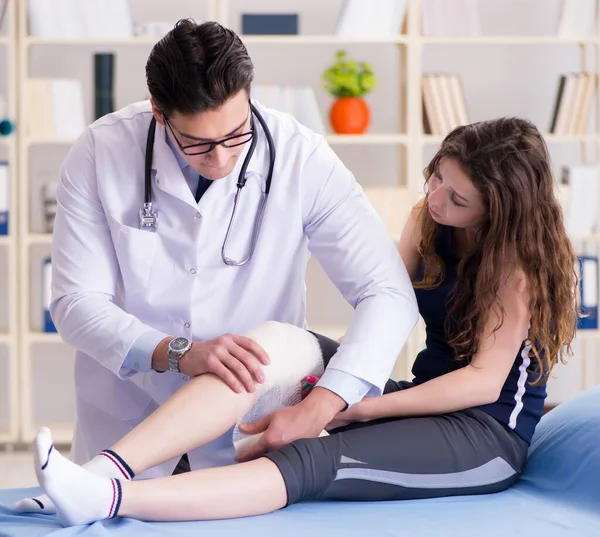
241;14;298;35
577;255;598;330
0;160;8;236
94;53;115;120
43;257;57;333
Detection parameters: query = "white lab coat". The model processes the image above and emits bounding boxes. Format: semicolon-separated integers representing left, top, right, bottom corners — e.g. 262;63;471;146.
50;100;418;479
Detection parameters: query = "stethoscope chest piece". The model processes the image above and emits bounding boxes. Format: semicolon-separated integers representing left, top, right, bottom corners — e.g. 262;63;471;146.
139;202;158;231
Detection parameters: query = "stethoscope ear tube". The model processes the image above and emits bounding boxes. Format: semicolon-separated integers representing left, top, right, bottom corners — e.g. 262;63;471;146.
145;116;157;204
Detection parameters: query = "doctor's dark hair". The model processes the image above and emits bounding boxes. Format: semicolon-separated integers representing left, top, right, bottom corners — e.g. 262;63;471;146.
415;117;579;386
145;19;254;117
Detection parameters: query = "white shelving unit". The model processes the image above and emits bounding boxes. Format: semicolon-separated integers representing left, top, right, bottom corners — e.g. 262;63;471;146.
0;0;19;444
8;0;600;444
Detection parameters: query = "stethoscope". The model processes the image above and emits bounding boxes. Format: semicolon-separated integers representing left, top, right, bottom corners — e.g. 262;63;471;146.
140;103;276;266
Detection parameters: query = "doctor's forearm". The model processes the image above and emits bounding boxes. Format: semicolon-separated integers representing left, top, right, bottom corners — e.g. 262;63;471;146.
326;290;419;395
51;293;169;378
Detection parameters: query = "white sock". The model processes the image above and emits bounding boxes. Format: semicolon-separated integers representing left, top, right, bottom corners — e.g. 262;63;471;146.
31;427;124;526
14;442;134;515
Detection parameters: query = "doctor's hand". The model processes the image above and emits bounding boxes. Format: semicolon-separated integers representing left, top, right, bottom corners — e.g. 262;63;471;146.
235;387;346;462
179;335;270;394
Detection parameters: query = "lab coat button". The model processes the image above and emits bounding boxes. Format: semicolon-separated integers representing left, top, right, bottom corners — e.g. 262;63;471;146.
184;322;190;328
190;268;196;274
195;212;201;218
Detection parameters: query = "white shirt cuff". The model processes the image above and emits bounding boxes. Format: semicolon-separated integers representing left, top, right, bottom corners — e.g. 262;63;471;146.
121;330;168;374
316;368;374;407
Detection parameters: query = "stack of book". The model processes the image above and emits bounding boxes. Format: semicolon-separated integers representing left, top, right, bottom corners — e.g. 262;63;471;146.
422;74;469;136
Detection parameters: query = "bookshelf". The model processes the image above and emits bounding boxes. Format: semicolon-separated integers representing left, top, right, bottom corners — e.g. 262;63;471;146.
0;0;19;445
7;0;600;445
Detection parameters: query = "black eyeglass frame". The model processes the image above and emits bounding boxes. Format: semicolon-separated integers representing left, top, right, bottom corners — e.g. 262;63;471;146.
162;106;254;156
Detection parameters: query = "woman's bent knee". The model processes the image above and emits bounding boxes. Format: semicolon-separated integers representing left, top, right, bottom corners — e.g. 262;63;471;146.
242;322;325;397
264;434;342;505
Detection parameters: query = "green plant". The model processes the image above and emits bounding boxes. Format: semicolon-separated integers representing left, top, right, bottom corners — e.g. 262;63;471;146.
321;50;378;98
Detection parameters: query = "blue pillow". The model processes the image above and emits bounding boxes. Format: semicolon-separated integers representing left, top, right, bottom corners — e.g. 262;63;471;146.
519;385;600;512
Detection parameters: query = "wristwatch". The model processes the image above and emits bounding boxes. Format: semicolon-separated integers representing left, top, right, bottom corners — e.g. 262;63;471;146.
167;337;192;373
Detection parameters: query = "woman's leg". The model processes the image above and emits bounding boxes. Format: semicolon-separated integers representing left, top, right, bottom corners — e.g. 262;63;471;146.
16;372;257;515
20;321;327;516
110;373;256;475
119;458;287;520
34;399;528;526
33;427;287;524
265;407;529;504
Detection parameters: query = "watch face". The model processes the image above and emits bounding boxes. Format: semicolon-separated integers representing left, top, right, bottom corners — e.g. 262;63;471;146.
171;337;190;351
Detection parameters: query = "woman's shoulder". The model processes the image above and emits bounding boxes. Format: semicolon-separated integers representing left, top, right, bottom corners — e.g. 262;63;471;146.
497;260;529;302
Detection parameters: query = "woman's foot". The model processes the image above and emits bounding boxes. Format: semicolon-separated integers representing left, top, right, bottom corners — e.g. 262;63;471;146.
34;427;122;526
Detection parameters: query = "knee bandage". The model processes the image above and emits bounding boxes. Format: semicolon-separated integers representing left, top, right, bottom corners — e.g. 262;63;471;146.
233;321;326;454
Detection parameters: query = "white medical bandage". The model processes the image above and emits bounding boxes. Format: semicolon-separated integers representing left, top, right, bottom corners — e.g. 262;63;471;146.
233;321;327;454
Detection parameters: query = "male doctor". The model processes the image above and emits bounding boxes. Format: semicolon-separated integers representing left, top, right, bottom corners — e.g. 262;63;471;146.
49;20;418;478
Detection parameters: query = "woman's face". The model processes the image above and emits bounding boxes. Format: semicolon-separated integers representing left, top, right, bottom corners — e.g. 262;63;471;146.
426;157;487;230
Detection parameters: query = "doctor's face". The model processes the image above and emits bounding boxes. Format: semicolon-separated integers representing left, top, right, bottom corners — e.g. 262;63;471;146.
156;90;253;180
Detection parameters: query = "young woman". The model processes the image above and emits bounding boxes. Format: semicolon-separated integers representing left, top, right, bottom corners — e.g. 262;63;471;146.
26;117;578;526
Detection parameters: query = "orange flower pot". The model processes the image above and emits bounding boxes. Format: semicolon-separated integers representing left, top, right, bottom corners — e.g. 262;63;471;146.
329;97;370;134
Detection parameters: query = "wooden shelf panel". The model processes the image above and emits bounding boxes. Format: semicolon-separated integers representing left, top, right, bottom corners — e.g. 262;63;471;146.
0;333;12;345
0;429;19;444
24;36;597;46
25;35;411;46
420;134;600;144
241;35;408;44
25;136;77;146
421;36;596;45
26;234;52;245
326;134;408;144
26;36;159;46
27;332;63;344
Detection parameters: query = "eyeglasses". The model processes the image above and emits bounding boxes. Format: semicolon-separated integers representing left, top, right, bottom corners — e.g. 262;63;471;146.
163;110;254;156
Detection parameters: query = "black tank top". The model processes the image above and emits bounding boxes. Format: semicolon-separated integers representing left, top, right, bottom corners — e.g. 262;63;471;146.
412;225;547;444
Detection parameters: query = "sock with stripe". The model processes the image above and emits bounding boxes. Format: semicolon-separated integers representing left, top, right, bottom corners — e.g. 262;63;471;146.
33;427;124;526
14;444;134;515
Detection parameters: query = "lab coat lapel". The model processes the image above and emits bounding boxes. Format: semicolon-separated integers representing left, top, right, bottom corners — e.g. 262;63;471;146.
151;122;197;208
195;136;266;214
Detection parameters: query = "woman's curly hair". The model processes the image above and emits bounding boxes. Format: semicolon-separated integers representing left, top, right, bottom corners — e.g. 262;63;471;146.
415;117;580;384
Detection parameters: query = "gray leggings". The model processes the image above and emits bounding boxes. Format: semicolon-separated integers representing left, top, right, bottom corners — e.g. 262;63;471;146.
263;333;529;505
